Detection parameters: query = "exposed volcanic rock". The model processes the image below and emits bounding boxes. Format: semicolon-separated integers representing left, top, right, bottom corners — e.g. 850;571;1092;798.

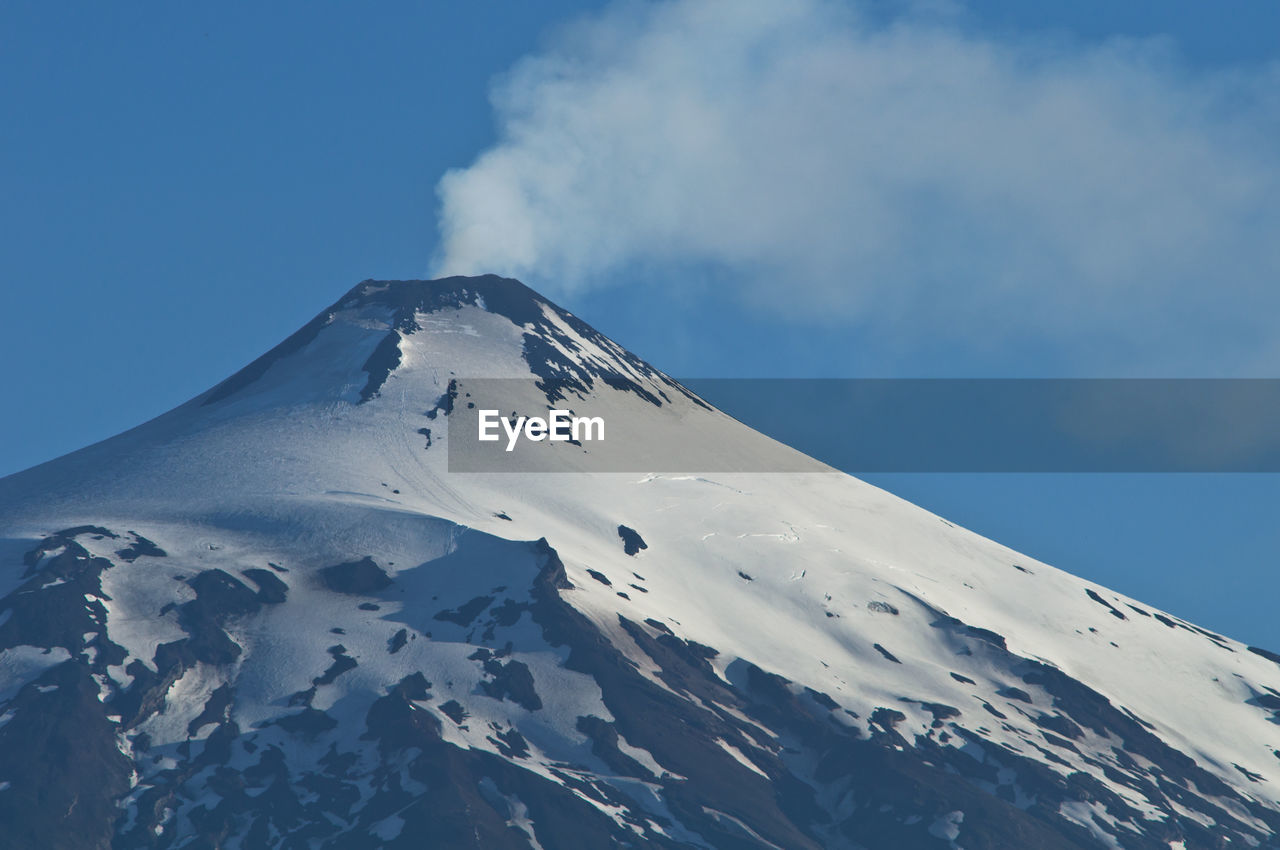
0;660;134;850
321;557;392;594
243;567;289;603
617;524;648;556
180;569;262;664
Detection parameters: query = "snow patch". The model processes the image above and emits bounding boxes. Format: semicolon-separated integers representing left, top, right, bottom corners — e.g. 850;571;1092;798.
0;646;71;702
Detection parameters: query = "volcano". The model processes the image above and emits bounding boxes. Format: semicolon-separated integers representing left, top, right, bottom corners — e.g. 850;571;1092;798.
1;276;1278;849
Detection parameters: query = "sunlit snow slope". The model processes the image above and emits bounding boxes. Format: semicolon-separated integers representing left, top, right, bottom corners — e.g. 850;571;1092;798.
2;276;1279;850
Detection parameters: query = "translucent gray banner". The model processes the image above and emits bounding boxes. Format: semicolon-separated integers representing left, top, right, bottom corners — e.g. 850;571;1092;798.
447;378;1280;473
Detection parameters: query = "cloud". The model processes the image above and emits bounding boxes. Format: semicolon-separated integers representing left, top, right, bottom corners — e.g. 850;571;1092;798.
433;0;1280;372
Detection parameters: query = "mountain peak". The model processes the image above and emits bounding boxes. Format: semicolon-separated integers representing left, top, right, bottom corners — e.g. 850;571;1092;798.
342;274;552;327
202;275;555;408
195;275;716;451
4;278;1280;848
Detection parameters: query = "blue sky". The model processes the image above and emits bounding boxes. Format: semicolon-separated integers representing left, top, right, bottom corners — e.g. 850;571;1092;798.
3;1;1280;646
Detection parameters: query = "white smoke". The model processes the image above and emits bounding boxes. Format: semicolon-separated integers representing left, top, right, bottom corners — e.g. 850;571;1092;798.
434;0;1280;369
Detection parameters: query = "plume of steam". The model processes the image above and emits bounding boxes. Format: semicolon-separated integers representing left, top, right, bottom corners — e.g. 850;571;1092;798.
434;0;1280;367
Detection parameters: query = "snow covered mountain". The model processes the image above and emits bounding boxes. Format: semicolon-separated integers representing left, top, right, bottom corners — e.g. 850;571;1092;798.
2;275;1279;849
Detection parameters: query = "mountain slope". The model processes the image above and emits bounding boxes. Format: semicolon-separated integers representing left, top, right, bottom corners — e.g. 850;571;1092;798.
1;276;1278;849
